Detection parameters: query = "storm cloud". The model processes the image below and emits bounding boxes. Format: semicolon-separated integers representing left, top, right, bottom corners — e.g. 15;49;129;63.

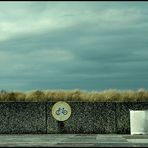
0;1;148;91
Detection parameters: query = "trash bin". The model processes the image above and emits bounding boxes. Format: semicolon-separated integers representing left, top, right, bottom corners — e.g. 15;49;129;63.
130;110;148;135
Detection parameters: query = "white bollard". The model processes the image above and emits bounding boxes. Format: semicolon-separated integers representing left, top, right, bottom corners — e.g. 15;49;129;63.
130;110;148;135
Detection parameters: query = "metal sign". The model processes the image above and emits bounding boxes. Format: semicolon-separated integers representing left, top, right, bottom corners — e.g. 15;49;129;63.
52;101;71;121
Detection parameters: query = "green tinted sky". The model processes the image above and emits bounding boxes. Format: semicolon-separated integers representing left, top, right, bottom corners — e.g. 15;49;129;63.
0;1;148;91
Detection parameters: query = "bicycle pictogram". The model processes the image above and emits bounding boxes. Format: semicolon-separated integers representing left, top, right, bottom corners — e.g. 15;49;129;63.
56;107;68;115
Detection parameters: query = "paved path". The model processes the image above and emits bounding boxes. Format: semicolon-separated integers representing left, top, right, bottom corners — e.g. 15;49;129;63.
0;134;148;147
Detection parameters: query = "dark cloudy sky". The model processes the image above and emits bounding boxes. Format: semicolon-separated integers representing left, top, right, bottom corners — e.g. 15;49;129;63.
0;1;148;91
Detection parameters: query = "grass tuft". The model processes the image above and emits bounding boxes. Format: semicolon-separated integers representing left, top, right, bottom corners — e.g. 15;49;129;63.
0;89;148;102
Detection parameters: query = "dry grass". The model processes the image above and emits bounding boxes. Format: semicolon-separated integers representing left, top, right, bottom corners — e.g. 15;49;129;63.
0;89;148;102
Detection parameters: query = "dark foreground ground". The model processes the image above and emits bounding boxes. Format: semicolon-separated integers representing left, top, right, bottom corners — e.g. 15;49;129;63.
0;134;148;147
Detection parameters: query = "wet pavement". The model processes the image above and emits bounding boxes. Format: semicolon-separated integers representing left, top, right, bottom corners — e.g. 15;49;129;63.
0;134;148;147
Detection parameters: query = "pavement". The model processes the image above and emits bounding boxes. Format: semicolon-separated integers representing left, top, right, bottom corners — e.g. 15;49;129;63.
0;134;148;147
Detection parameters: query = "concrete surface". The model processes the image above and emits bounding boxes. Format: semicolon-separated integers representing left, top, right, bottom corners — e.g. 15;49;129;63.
47;102;116;134
0;134;148;147
0;102;46;134
116;102;148;134
0;102;148;134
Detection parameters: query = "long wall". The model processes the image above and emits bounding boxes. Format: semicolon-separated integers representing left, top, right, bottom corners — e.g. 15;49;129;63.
0;102;147;134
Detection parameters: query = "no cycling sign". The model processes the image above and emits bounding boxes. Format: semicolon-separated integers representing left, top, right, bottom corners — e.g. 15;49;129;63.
52;101;72;121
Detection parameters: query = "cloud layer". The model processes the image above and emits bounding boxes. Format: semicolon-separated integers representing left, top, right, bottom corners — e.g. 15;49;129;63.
0;2;148;91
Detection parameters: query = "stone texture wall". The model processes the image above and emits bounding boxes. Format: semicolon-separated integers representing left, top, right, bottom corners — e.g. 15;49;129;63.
116;102;148;134
0;102;46;134
47;102;116;134
0;102;148;134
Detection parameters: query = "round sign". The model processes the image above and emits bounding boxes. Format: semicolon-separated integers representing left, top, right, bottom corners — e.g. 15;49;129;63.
52;101;71;121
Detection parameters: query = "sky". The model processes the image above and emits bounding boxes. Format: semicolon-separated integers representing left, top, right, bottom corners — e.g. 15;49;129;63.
0;1;148;92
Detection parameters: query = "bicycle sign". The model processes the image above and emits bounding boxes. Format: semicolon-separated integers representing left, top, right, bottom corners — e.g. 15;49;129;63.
56;107;68;115
52;101;71;121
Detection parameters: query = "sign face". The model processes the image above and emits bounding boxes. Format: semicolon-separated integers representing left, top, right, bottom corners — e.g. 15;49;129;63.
52;101;71;121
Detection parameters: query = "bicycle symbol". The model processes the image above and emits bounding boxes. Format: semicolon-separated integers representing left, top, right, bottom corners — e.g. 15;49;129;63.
56;107;68;115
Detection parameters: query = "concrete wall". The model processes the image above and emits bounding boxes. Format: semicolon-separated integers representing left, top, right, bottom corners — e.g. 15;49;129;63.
116;102;148;134
47;102;116;134
48;102;148;134
0;102;148;134
0;102;46;134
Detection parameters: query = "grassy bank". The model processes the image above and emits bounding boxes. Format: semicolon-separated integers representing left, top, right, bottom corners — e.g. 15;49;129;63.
0;89;148;102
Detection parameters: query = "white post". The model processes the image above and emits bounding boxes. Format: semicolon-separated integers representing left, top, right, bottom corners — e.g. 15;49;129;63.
130;110;148;135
